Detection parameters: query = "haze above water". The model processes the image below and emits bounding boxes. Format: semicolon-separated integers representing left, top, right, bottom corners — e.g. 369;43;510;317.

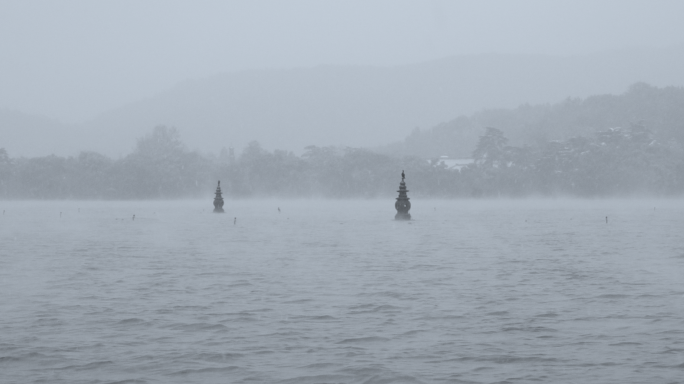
2;199;684;383
4;0;684;123
3;1;684;157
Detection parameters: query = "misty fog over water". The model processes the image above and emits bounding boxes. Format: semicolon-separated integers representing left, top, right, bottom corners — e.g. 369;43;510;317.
3;1;684;383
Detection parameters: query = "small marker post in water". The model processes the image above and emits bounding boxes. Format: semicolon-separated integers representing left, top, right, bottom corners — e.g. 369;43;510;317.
606;216;608;224
234;217;236;225
60;212;62;218
132;214;135;221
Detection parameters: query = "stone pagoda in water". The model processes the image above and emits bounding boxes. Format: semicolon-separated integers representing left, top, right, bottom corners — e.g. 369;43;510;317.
395;170;411;220
213;181;225;213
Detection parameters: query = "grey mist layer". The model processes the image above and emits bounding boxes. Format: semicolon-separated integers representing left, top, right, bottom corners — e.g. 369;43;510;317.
2;0;684;158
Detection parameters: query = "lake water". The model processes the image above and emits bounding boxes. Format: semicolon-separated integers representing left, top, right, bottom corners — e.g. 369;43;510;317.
1;199;684;384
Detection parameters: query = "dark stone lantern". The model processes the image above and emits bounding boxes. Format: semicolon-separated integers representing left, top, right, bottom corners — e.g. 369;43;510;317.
213;181;224;213
395;170;411;220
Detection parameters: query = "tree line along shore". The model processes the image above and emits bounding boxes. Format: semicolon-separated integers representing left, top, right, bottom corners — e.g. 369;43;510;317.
1;83;683;199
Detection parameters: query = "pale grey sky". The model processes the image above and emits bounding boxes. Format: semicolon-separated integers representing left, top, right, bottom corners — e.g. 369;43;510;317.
1;0;684;123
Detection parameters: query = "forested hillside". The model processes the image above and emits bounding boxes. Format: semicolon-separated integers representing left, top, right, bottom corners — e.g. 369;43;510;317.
388;83;684;158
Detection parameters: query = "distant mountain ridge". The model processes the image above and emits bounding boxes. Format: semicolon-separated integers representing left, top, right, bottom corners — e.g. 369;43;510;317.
3;45;684;157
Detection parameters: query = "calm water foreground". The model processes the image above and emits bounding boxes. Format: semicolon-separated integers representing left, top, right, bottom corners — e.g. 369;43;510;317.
1;199;684;384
